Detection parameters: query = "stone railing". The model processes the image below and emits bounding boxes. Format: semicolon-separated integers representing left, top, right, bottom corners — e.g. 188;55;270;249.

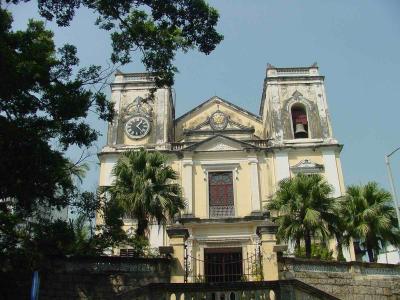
123;73;154;82
130;280;338;300
279;257;400;299
245;139;271;148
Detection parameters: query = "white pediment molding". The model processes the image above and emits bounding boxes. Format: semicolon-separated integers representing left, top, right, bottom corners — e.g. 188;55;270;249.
290;159;324;174
194;135;251;152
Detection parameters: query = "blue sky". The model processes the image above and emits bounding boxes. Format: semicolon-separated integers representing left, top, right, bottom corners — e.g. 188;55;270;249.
8;1;400;194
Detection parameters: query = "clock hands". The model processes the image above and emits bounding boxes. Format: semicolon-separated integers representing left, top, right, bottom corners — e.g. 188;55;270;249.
125;117;150;138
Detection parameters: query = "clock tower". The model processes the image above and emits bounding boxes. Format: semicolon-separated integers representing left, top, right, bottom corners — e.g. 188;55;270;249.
98;71;174;187
106;71;174;150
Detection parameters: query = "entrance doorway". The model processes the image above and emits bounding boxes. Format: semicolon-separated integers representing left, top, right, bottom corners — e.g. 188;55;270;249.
204;248;243;282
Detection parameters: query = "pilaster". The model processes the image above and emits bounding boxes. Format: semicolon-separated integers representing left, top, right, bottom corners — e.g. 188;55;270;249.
248;156;261;213
257;221;279;281
321;148;341;197
166;224;189;283
182;156;194;216
274;150;290;184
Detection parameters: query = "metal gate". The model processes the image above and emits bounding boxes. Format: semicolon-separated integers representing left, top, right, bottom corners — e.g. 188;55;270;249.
184;244;263;283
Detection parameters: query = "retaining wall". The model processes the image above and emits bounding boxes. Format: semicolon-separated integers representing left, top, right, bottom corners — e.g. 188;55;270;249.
279;257;400;300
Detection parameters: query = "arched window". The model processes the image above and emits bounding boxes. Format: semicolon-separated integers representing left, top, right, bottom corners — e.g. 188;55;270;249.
291;103;309;139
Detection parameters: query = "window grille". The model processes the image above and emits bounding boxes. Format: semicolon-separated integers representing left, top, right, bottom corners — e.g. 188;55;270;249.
208;172;234;218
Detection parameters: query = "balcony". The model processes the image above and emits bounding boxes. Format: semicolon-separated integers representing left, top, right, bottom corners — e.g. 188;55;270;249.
209;205;235;218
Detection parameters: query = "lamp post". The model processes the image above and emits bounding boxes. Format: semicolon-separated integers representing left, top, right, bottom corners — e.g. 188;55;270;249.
385;146;400;228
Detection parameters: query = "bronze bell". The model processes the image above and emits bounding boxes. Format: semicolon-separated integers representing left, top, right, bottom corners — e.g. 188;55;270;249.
295;123;307;134
295;123;308;138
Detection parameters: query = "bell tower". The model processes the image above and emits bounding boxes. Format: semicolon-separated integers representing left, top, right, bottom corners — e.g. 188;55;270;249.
106;71;174;150
260;63;336;144
260;64;344;199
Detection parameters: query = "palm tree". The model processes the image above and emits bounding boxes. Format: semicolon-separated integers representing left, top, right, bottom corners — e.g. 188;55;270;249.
267;173;337;258
341;182;400;262
107;149;185;238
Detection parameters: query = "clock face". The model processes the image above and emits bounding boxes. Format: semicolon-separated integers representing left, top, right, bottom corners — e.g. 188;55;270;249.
125;116;151;139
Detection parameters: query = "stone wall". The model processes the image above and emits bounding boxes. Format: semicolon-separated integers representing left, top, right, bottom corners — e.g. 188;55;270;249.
0;256;171;300
279;257;400;300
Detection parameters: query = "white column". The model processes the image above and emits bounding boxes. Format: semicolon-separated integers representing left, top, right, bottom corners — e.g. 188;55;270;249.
182;158;193;215
322;148;341;197
99;154;118;186
248;157;261;212
274;150;290;183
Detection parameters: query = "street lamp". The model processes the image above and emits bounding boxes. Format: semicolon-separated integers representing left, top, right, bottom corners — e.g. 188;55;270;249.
385;146;400;228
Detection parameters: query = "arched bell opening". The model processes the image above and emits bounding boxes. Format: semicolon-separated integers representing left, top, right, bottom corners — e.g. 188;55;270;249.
291;103;309;139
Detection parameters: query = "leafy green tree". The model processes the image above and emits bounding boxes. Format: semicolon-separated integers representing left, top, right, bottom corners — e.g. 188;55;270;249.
7;0;223;87
71;191;101;236
107;149;184;238
1;0;221;263
341;182;400;262
267;174;337;258
0;9;114;214
1;0;222;214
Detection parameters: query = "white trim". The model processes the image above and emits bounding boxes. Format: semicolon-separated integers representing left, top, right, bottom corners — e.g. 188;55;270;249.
248;157;261;212
182;158;194;215
274;150;290;183
321;149;341;197
202;164;238;218
195;235;251;242
290;159;324;174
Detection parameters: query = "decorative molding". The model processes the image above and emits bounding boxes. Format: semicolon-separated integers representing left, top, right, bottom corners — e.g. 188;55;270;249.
183;109;254;135
210;110;228;130
290;159;324;174
120;96;153;121
184;135;257;152
202;141;238;152
292;90;303;100
200;162;240;181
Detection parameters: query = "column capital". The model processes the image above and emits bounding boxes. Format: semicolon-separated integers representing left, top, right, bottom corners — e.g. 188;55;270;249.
182;160;193;167
248;157;259;164
166;224;189;240
256;220;278;236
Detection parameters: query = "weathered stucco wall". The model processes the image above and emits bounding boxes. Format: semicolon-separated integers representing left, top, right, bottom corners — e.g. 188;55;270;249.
279;257;400;300
0;257;170;300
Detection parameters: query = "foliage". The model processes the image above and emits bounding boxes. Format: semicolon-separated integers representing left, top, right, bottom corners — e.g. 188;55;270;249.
71;191;101;235
0;9;114;214
341;182;400;262
267;174;336;258
7;0;223;87
0;199;129;271
1;0;222;267
107;149;185;238
294;243;334;261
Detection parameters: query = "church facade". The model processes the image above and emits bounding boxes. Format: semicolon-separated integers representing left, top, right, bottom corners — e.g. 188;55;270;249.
97;64;354;275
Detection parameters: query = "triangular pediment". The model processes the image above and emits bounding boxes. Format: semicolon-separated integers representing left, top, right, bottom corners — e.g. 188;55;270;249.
176;96;261;123
184;135;256;152
290;159;324;173
175;96;264;142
